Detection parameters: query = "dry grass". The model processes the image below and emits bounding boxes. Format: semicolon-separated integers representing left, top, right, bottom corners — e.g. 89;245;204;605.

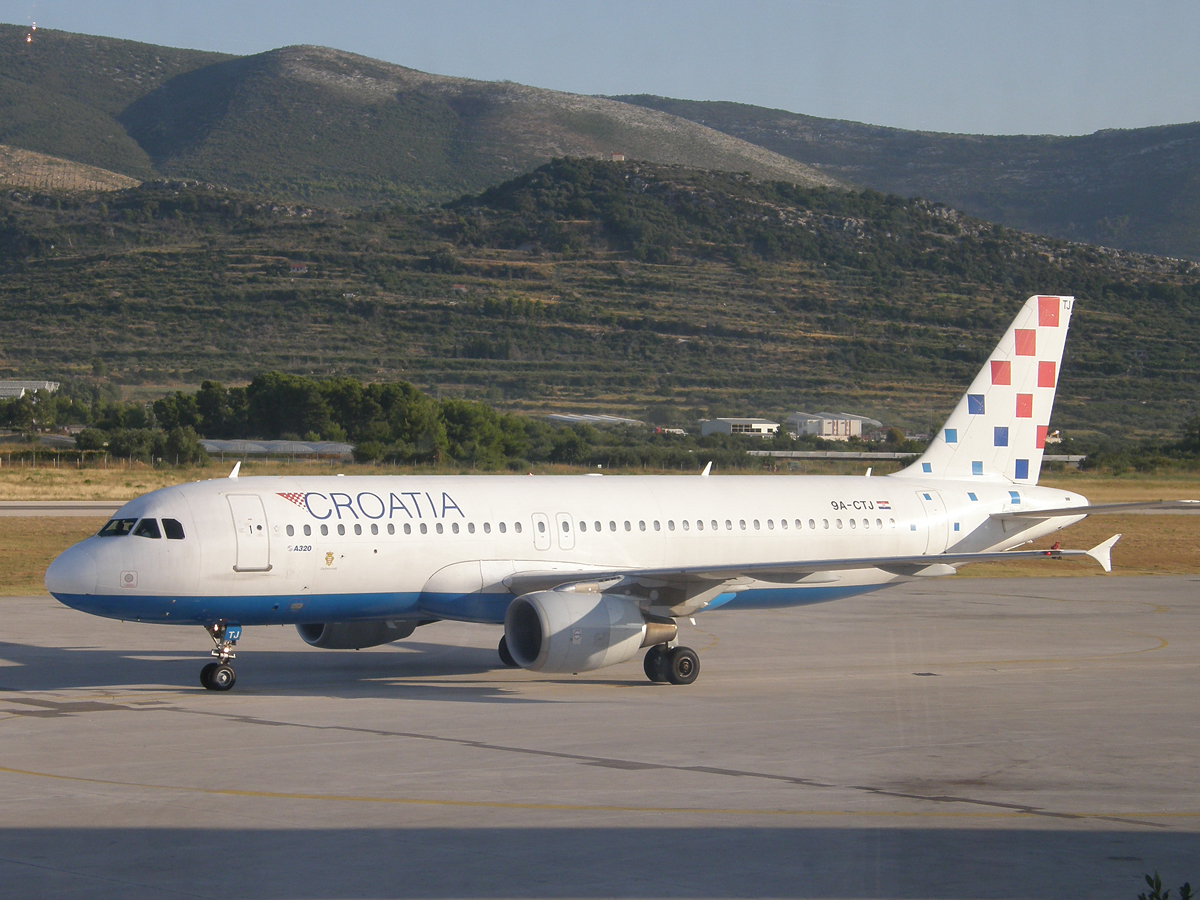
0;517;106;596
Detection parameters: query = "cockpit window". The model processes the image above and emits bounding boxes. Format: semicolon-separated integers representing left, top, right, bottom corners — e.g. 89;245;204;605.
98;518;138;537
162;518;185;540
133;518;162;539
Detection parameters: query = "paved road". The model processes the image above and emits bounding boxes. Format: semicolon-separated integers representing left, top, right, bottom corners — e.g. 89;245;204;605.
0;576;1196;898
0;500;122;517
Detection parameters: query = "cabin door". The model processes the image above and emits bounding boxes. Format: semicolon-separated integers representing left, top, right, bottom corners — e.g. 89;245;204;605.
228;494;272;572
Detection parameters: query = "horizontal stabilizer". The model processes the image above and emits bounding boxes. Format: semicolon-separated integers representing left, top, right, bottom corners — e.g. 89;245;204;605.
994;499;1200;519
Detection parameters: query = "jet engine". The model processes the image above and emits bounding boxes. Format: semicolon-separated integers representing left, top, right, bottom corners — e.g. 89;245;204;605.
296;620;417;650
503;591;677;673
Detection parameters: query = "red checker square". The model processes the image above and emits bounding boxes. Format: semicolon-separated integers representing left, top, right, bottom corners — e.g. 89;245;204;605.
1036;425;1049;449
1038;296;1060;327
1038;360;1056;388
1014;329;1036;356
990;360;1011;385
1016;394;1033;418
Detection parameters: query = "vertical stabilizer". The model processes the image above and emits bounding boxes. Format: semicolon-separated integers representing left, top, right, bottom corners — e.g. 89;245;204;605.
894;294;1074;484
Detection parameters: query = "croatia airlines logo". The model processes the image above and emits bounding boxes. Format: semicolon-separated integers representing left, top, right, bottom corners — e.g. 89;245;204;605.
278;492;308;509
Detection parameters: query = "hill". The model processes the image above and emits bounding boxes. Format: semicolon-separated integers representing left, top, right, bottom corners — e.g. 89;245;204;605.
1;158;1197;441
0;25;836;206
616;96;1200;262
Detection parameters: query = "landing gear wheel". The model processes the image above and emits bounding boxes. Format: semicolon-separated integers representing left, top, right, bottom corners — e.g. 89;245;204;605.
199;662;219;690
208;664;236;691
666;646;699;685
643;645;670;683
497;636;519;668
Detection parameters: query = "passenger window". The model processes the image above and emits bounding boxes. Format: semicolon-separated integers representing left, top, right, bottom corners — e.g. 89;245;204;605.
624;521;631;531
303;524;311;537
639;521;646;531
695;520;703;531
321;524;329;536
371;523;379;535
739;520;746;530
753;520;760;530
767;519;774;530
836;519;843;529
849;519;856;529
354;524;362;536
711;520;718;531
579;521;587;532
452;522;460;534
338;524;346;536
286;524;295;537
387;523;395;535
595;521;602;532
404;523;411;535
725;520;732;530
875;519;882;529
561;521;570;533
133;519;161;539
610;521;617;532
796;519;802;529
468;523;475;534
499;522;507;534
98;517;137;537
483;522;491;533
822;519;829;529
889;518;896;527
163;518;186;540
436;523;444;534
781;519;788;529
537;521;545;534
514;522;522;533
420;523;428;535
654;521;661;531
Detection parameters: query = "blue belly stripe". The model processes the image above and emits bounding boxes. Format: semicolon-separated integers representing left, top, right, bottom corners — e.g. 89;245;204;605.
51;582;888;627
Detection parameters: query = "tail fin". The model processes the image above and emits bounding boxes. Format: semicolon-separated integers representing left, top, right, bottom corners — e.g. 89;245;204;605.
895;294;1074;484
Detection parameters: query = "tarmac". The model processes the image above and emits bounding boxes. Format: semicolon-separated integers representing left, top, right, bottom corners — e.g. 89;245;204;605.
0;575;1196;899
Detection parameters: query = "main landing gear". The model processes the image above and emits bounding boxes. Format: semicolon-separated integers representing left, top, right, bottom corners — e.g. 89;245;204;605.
200;622;241;691
643;644;699;685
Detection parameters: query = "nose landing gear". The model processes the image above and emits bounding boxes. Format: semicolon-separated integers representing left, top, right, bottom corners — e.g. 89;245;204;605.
200;622;241;691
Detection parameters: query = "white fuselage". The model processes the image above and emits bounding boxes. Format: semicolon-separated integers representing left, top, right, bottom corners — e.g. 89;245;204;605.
45;472;1086;627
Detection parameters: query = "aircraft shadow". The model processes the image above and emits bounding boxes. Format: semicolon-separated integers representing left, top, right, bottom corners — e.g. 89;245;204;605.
0;825;1193;898
0;639;554;702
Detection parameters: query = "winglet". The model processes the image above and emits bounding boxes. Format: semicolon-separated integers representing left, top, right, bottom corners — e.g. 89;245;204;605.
701;461;713;477
1086;534;1121;573
228;461;241;479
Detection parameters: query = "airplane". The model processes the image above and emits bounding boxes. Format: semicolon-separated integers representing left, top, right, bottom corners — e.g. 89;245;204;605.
44;294;1197;691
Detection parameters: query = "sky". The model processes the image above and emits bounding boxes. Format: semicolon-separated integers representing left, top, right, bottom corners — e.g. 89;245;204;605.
3;0;1199;136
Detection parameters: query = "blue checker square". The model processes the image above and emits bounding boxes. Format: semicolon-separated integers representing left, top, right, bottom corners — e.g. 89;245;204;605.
944;428;957;444
971;460;983;476
967;394;985;415
922;462;932;473
994;426;1009;447
1015;459;1029;479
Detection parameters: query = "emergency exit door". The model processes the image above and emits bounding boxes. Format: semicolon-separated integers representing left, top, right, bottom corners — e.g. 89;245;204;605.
228;494;272;571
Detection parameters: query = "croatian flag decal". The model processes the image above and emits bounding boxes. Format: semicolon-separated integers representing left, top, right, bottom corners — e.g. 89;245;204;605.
876;500;891;510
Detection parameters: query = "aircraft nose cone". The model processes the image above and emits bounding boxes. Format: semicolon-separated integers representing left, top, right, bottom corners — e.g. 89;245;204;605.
45;543;97;598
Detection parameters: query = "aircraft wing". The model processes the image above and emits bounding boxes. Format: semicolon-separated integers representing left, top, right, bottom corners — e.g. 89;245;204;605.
992;500;1200;519
503;535;1122;614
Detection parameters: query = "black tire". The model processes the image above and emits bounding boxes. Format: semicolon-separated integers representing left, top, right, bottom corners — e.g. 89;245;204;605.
498;636;519;668
210;664;236;691
200;662;219;690
643;645;670;683
666;647;700;685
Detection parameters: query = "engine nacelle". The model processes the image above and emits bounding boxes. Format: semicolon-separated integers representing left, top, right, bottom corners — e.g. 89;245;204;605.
296;620;417;650
504;591;677;673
